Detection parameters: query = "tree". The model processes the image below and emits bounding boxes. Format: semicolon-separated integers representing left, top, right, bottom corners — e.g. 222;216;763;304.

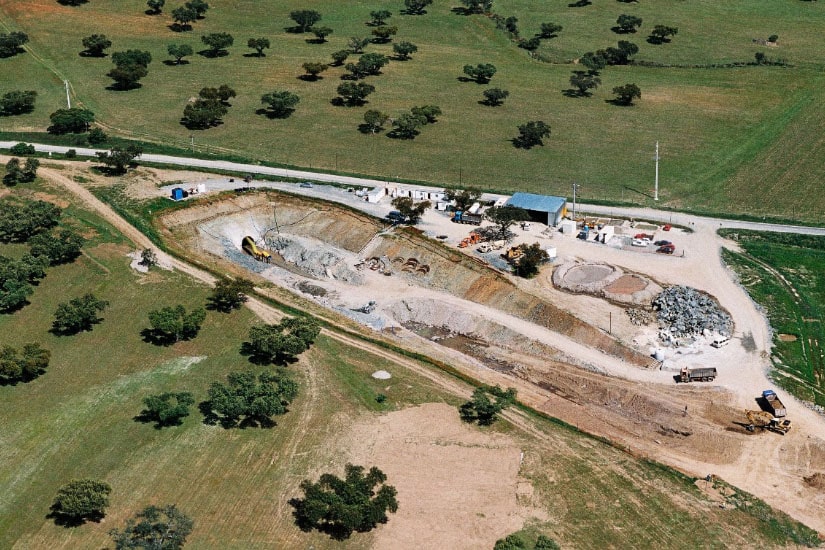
513;120;551;149
0;90;36;116
612;83;641;106
461;0;494;14
369;10;392;26
0;342;50;383
81;34;111;57
208;277;254;312
569;71;600;96
769;34;779;43
207;370;299;427
649;25;678;44
535;535;561;549
346;52;389;78
186;0;209;17
331;49;350;66
201;32;233;56
9;142;35;155
403;0;433;15
445;187;482;211
51;479;111;524
615;14;642;33
109;505;193;549
602;40;638;65
514;243;548;278
459;385;516;425
311;26;333;43
362;110;389;134
0;199;61;243
171;6;198;30
390;197;430;223
199;84;236;104
139;392;195;427
463;63;496;83
0;31;28;58
243;316;321;364
3;157;38;185
96;145;143;174
371;25;398;43
260;90;300;117
167;44;193;64
290;464;398;539
247;37;270;56
392;41;417;60
86;127;106;145
290;10;322;32
485;205;528;236
146;0;165;15
48;108;94;134
336;82;375;106
145;305;206;344
182;97;227;129
538;22;562;39
390;112;425;139
52;293;108;335
520;37;541;51
579;51;606;73
482;87;509;106
140;248;158;267
411;104;441;123
108;50;152;90
30;228;84;265
494;534;529;550
301;62;328;80
347;36;370;54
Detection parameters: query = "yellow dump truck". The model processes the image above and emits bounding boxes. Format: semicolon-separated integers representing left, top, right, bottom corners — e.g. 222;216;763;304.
242;236;271;262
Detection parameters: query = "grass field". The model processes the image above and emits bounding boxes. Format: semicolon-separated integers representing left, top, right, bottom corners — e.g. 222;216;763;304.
721;231;825;407
2;0;825;221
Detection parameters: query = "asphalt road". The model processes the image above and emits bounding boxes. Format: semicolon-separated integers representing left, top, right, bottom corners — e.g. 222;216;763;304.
5;141;824;236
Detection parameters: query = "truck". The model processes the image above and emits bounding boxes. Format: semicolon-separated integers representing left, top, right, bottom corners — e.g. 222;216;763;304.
679;367;717;383
762;389;787;418
452;210;482;226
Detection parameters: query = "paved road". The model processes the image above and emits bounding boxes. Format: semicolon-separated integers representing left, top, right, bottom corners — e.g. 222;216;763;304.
5;141;824;235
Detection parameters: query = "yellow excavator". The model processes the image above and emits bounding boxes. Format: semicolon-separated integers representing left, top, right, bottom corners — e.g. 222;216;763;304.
745;409;792;435
242;236;271;263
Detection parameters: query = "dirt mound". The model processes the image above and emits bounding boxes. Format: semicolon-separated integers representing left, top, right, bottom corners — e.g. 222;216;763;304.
804;473;825;490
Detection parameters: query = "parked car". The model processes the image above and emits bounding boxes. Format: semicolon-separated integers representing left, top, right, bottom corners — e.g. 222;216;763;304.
632;238;649;247
656;245;675;254
663;224;672;231
300;181;313;188
654;240;672;246
521;222;531;231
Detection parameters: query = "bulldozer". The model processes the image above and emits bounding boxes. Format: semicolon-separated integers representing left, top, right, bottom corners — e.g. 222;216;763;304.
744;409;792;435
502;244;525;264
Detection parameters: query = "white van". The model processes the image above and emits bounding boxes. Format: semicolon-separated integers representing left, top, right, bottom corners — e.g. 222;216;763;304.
711;336;730;348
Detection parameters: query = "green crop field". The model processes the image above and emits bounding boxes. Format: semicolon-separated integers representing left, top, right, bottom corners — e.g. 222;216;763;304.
721;231;825;408
2;0;825;221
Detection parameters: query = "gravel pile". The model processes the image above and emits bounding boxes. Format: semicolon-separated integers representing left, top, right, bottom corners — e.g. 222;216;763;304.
652;286;732;337
272;236;363;284
626;308;654;326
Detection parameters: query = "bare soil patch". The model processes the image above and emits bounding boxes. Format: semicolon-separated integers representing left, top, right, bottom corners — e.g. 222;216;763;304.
344;403;540;549
779;333;798;342
804;473;825;490
605;274;648;295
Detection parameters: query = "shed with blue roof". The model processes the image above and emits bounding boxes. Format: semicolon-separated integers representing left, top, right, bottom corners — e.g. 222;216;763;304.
505;192;567;226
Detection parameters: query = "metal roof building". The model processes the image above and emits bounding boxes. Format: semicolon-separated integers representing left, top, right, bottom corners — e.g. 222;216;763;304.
505;192;567;226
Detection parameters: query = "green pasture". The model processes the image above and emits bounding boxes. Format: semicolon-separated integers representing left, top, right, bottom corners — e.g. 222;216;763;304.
721;231;825;407
2;1;825;220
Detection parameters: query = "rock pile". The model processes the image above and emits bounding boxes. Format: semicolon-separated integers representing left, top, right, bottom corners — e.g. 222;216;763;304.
626;308;654;326
272;236;364;284
652;286;732;337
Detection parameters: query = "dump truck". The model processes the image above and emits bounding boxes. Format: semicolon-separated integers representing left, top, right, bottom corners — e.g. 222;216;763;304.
745;409;792;435
242;236;271;262
679;367;717;383
762;389;787;417
452;210;482;225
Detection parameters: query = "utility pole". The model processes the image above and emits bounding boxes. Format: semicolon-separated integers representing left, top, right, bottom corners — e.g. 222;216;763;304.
572;182;580;220
654;141;660;201
64;80;71;108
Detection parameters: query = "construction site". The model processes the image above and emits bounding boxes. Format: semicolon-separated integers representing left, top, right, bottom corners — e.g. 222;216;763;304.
135;173;825;535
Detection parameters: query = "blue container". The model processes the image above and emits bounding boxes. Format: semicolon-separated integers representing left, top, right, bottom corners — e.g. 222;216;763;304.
171;187;184;201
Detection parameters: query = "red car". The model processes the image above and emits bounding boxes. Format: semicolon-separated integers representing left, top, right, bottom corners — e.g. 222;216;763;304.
656;244;675;254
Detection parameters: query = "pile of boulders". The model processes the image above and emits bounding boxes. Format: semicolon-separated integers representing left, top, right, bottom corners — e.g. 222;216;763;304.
626;308;655;326
652;286;732;337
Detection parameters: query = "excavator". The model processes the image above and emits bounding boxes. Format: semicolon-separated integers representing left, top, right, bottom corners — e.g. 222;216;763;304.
242;235;271;263
744;409;792;435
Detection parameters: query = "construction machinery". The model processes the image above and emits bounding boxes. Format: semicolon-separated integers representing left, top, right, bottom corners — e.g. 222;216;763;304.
458;233;481;248
502;244;526;264
762;389;787;417
745;409;792;435
242;236;271;262
679;367;717;383
452;210;483;226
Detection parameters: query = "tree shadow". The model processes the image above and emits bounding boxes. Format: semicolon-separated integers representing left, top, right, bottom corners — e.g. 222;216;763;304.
78;51;108;58
180;117;224;130
330;97;367;108
284;26;306;34
646;36;669;45
199;400;220;426
239;341;275;365
140;328;177;346
255;107;295;119
105;81;143;92
242;52;265;58
288;499;356;540
400;8;429;15
162;59;190;66
133;410;184;429
511;137;541;150
0;300;30;315
47;507;103;528
478;99;502;107
562;88;589;98
57;0;89;4
305;37;327;45
298;74;323;82
611;26;635;34
145;9;162;15
168;23;193;32
197;49;229;58
605;98;633;107
357;123;384;135
450;7;473;15
568;0;591;6
387;129;418;140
